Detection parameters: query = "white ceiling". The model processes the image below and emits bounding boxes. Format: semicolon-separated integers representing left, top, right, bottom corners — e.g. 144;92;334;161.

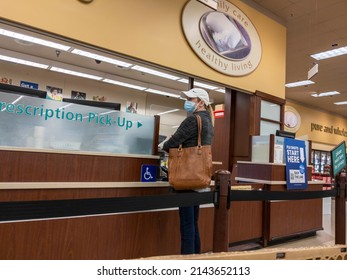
0;21;226;105
246;0;347;117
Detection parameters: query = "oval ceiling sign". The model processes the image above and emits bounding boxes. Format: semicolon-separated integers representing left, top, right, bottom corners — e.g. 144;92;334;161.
182;0;262;76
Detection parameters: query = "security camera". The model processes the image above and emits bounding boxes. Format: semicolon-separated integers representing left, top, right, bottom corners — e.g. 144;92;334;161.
55;50;61;57
95;59;101;64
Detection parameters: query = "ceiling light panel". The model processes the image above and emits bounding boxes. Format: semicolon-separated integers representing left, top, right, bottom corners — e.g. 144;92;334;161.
285;80;315;88
131;65;180;80
334;101;347;105
311;46;347;60
156;109;180;116
0;54;49;69
0;28;71;51
194;81;218;90
215;88;225;93
71;49;132;67
102;79;146;90
311;91;340;98
178;78;189;84
50;67;103;80
145;88;181;98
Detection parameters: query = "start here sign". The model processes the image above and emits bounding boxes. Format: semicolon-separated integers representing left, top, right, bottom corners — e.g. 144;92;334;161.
284;138;308;190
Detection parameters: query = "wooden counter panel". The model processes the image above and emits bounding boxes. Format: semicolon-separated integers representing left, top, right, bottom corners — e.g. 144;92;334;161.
237;162;312;181
0;150;158;182
229;201;263;243
0;207;214;259
237;163;285;181
268;199;323;240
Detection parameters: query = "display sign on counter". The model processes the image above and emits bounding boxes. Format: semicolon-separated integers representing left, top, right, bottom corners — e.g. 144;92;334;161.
331;141;346;177
284;138;308;190
141;165;157;182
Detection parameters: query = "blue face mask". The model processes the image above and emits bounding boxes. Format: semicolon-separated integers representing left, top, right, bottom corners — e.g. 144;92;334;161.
184;100;196;113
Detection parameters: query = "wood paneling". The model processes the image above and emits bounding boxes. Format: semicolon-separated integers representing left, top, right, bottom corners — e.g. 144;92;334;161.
268;199;322;240
229;201;263;243
0;207;214;259
237;162;312;181
0;150;158;182
233;92;252;161
212;117;229;172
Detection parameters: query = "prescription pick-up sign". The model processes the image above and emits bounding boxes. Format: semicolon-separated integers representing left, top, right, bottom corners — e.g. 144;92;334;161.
284;138;308;190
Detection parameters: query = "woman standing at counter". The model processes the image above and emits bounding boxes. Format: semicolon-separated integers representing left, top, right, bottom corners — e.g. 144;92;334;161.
163;88;214;255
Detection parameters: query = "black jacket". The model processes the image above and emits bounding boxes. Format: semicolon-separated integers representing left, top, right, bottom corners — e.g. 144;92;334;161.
163;110;214;152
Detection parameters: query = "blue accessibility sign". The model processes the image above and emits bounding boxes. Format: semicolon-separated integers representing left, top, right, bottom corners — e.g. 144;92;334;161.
141;164;157;182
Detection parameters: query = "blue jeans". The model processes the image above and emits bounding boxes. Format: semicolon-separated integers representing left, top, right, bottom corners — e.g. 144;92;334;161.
179;205;201;254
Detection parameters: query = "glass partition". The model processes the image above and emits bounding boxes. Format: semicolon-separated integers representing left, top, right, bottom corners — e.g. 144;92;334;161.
0;91;155;155
252;135;309;164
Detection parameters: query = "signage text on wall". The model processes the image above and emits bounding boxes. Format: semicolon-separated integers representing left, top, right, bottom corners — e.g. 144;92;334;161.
311;122;347;138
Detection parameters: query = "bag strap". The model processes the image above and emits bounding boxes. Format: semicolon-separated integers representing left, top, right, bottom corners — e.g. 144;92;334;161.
177;114;202;150
195;114;202;147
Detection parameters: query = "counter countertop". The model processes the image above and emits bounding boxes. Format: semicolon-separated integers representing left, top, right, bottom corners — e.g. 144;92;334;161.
235;177;324;185
0;145;160;159
237;161;314;167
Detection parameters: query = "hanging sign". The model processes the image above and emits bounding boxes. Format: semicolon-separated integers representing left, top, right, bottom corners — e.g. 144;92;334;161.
284;138;308;190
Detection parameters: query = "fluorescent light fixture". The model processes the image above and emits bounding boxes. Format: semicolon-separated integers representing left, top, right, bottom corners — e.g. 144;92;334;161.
194;81;218;90
131;65;180;80
0;54;49;69
71;49;132;67
50;67;103;80
145;88;181;98
215;88;225;93
311;91;340;98
334;101;347;105
311;46;347;60
157;109;180;116
103;79;146;90
285;80;315;88
178;78;189;84
0;28;71;51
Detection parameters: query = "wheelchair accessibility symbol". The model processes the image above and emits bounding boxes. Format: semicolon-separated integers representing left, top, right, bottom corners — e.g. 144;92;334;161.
141;164;157;182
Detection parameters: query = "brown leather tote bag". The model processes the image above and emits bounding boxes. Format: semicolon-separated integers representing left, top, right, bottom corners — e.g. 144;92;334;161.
168;115;212;190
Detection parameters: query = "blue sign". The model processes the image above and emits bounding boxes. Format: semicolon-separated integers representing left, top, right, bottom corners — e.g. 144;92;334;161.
20;81;39;89
141;164;157;182
284;138;308;190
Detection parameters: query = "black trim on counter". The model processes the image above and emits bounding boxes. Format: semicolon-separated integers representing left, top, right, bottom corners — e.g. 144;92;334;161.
0;192;214;222
0;188;337;222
